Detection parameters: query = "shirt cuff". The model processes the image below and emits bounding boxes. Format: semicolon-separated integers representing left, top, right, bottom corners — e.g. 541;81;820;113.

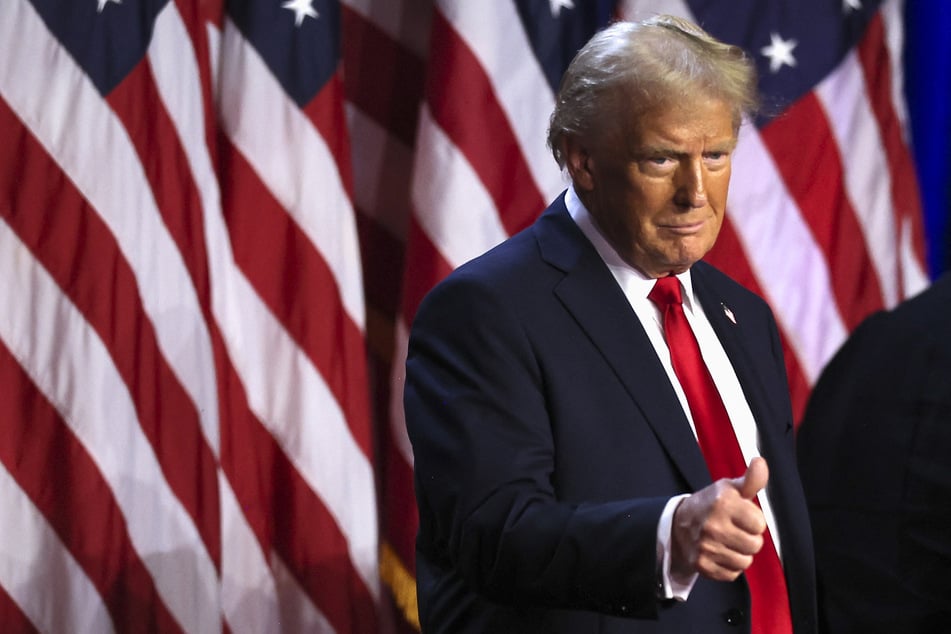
656;494;699;601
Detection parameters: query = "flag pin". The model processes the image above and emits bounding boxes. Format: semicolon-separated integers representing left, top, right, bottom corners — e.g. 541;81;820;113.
722;303;737;324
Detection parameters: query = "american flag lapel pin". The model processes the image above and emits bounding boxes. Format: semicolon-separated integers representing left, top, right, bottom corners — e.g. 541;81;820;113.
721;303;737;325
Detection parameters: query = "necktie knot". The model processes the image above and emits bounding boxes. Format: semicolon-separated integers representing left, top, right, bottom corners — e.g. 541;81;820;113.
648;275;682;308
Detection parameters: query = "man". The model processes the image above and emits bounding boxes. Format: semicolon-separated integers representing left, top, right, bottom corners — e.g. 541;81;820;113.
797;273;951;633
404;15;816;633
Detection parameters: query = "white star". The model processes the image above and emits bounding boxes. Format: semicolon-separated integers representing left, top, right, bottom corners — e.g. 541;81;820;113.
760;32;798;74
282;0;318;27
96;0;121;13
843;0;862;12
549;0;574;18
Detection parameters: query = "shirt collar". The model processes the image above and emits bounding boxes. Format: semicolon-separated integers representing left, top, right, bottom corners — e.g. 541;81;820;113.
564;184;696;308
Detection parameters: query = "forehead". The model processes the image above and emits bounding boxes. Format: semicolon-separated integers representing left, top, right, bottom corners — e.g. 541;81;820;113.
627;97;738;149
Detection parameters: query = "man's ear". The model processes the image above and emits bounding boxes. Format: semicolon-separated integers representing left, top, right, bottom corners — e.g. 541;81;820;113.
563;135;594;192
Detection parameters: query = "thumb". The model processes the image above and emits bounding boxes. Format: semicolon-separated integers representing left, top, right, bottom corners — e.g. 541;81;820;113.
736;456;769;500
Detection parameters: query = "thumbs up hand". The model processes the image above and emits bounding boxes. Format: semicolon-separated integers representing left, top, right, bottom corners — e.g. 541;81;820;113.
735;456;770;501
669;457;770;582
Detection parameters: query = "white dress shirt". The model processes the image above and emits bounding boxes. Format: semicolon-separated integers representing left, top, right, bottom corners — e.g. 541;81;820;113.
564;185;783;600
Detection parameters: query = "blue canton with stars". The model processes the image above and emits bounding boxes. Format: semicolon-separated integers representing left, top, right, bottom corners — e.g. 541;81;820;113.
28;0;170;96
513;0;617;93
513;0;884;127
228;0;340;109
686;0;885;125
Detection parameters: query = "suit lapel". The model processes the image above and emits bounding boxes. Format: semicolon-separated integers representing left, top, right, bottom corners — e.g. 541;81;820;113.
692;263;792;467
535;202;710;492
667;267;813;631
692;265;813;590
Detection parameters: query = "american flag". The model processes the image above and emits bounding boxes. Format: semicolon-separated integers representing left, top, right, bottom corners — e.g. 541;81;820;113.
0;0;934;633
1;0;379;631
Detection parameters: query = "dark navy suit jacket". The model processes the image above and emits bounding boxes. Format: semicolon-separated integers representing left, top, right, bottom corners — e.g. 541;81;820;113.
404;195;817;633
797;273;951;633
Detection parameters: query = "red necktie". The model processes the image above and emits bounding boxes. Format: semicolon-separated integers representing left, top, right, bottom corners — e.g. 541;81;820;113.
649;275;793;634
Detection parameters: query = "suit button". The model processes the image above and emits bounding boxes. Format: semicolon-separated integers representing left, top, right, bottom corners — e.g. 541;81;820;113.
723;608;745;626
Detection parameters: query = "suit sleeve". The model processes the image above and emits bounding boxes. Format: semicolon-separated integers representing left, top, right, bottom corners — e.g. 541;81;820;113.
404;271;668;618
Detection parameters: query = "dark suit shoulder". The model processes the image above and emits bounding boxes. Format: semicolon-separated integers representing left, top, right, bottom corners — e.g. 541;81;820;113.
447;228;542;285
873;273;951;341
420;197;580;310
811;273;951;400
797;274;951;634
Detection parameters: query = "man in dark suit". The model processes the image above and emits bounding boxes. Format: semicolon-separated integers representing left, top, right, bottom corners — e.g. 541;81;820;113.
797;273;951;633
404;15;816;633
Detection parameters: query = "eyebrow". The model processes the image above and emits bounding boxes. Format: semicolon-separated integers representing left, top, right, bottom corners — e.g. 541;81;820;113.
636;138;738;157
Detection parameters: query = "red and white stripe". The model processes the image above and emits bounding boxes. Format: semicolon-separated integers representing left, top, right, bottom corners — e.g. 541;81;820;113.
1;1;220;631
1;0;383;629
339;0;433;630
209;9;382;633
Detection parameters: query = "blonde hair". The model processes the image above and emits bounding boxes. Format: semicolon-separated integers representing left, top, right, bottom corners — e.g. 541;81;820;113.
547;15;759;168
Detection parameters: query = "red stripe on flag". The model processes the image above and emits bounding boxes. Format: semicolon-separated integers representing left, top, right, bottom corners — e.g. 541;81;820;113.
217;359;380;634
218;136;374;459
0;96;221;568
303;73;356;197
706;219;811;424
760;94;886;330
342;5;426;147
301;76;379;462
341;9;426;628
427;9;547;236
171;0;222;159
105;60;214;312
0;583;39;634
357;211;406;333
0;340;184;633
271;446;380;633
857;12;928;285
388;219;453;580
400;216;456;325
381;431;418;574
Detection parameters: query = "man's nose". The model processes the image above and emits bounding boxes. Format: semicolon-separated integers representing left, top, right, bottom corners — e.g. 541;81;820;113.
675;160;708;208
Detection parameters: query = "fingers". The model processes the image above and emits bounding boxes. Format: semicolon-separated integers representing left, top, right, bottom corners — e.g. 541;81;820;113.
735;456;769;500
670;465;771;581
692;518;765;581
696;551;753;582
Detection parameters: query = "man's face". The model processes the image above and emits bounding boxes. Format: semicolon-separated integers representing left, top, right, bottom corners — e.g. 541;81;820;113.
571;97;738;278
